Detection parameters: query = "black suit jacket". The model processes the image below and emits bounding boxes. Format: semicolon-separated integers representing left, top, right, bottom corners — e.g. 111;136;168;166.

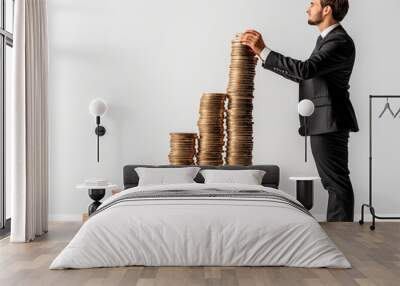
262;25;359;136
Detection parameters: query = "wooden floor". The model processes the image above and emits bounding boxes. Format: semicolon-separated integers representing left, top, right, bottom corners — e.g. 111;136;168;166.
0;222;399;286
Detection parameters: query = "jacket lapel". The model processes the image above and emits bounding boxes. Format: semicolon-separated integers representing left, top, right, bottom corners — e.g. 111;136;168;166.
316;24;344;51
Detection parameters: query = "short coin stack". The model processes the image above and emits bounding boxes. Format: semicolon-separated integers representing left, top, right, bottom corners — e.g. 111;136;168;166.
168;133;197;165
225;34;258;166
196;93;226;166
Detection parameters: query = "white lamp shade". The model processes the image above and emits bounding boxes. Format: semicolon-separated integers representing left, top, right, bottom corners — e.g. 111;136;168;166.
89;98;108;117
298;99;315;117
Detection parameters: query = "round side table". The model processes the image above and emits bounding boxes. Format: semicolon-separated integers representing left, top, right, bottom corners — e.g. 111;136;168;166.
76;184;119;215
289;177;320;210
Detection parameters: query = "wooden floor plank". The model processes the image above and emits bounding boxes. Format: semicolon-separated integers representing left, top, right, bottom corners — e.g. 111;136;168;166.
0;222;399;286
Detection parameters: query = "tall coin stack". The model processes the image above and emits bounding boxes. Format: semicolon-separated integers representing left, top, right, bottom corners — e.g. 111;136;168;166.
168;133;197;165
196;93;226;166
225;34;258;166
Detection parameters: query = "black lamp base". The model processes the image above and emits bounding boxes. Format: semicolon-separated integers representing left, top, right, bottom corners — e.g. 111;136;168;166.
296;180;314;210
88;189;106;215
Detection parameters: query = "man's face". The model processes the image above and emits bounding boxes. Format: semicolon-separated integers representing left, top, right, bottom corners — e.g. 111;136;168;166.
307;0;324;25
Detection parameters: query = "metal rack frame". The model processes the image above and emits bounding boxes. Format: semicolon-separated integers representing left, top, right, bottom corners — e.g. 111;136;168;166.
359;95;400;230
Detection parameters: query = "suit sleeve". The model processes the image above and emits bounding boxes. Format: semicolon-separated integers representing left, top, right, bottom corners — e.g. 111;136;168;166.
262;37;354;83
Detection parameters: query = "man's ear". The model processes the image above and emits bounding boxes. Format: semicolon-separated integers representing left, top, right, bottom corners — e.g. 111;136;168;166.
322;5;332;17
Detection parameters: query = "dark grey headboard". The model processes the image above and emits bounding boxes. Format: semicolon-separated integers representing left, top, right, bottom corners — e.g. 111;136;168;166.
123;165;280;189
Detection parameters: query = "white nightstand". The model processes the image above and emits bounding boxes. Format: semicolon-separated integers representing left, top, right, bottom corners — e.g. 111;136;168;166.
289;177;320;210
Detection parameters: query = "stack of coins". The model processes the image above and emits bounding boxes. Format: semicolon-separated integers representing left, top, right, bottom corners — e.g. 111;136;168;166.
196;93;226;166
225;33;258;166
168;133;197;165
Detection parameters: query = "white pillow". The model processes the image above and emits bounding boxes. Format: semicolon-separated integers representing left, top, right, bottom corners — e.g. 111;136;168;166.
135;167;201;186
200;169;266;185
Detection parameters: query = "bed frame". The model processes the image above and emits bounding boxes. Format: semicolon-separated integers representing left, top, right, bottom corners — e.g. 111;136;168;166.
123;165;280;189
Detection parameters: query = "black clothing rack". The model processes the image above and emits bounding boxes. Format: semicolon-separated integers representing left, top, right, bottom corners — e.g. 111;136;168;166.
359;95;400;230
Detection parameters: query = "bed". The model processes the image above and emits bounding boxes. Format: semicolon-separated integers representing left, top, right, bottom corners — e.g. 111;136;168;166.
50;164;350;269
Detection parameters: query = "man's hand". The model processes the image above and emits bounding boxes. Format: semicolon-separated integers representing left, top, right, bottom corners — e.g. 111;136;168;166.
240;30;266;56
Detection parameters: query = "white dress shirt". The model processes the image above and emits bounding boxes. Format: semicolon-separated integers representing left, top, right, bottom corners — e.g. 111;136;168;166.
258;23;340;63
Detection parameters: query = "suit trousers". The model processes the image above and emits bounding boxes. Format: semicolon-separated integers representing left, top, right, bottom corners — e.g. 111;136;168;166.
310;130;354;222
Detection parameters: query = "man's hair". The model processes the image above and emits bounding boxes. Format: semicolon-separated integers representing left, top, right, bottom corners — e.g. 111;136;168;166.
320;0;349;22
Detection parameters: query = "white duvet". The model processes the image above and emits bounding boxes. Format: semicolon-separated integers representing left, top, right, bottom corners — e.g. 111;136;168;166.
50;183;351;269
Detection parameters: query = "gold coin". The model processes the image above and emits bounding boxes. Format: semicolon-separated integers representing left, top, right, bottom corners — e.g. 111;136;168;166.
198;130;224;134
226;111;253;114
227;106;253;110
225;158;253;162
199;139;225;142
198;144;224;147
227;93;254;98
199;101;225;105
229;61;256;65
198;137;224;139
227;112;253;116
226;134;253;138
226;120;253;124
198;129;224;132
227;106;253;109
226;146;253;150
228;101;253;104
228;77;255;81
197;161;224;165
228;99;254;103
198;115;225;118
202;93;227;97
228;73;255;77
226;142;253;145
198;152;224;155
227;79;254;84
226;139;253;143
227;126;253;129
227;85;254;89
229;65;256;69
225;162;252;166
199;145;224;148
170;142;196;146
225;155;253;159
170;137;197;140
197;119;224;122
225;153;253;156
169;146;196;149
228;96;254;100
226;147;253;150
197;125;224;129
169;138;197;141
227;132;253;136
199;138;225;141
226;140;253;143
199;104;225;108
170;134;197;138
229;66;256;70
199;103;225;106
227;105;253;109
226;126;253;130
228;77;255;80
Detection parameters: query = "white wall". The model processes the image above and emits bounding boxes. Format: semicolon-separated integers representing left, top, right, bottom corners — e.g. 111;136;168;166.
47;0;400;221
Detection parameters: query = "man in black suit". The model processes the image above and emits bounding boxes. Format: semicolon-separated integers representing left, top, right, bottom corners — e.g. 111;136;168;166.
240;0;359;222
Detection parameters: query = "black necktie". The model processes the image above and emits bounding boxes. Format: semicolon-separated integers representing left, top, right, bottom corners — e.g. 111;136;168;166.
312;35;323;54
316;35;323;48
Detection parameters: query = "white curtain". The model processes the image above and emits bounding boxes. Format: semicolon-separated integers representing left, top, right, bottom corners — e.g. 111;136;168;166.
9;0;48;242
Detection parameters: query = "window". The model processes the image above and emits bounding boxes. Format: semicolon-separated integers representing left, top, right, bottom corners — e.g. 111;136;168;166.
0;0;14;235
